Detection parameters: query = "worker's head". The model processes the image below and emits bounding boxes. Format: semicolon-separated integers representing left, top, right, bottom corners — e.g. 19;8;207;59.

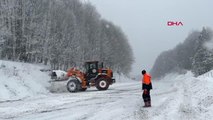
142;70;146;75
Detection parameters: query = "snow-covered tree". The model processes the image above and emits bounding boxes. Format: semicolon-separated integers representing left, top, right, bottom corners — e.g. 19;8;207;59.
0;0;134;75
151;27;213;78
192;47;213;76
192;28;213;76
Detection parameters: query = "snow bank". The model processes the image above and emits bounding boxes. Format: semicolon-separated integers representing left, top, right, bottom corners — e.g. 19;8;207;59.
183;71;213;120
159;71;194;81
0;60;50;101
155;71;213;120
198;70;213;80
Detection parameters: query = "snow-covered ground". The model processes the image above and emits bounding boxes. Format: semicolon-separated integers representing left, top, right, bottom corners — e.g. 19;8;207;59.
0;82;140;120
135;71;213;120
0;60;50;101
1;60;213;120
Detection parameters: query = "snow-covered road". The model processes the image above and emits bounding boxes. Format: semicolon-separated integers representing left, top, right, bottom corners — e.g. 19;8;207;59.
0;82;142;120
1;72;213;120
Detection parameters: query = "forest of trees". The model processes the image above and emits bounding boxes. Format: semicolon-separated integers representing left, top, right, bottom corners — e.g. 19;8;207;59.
0;0;134;74
151;27;213;78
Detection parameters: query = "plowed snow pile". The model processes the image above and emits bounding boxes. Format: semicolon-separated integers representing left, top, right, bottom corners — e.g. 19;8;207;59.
0;60;50;101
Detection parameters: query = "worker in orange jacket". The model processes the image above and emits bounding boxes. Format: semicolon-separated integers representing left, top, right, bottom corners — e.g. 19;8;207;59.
141;70;152;107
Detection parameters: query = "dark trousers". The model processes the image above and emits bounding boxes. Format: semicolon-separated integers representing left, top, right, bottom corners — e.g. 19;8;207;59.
142;90;151;102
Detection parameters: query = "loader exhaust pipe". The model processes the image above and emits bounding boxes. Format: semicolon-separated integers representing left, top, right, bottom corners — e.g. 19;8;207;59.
101;62;104;68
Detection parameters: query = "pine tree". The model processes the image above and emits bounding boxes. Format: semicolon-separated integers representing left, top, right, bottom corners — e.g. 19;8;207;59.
151;27;213;78
192;47;213;76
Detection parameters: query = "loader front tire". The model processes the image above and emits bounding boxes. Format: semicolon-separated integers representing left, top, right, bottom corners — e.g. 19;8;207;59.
67;80;80;92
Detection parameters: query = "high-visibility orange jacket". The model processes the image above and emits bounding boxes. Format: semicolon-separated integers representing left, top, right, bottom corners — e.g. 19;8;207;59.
143;73;151;85
142;73;152;90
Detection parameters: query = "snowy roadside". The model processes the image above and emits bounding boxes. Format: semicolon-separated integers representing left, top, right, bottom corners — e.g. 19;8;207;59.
1;60;213;120
0;60;51;101
135;71;213;120
0;82;141;120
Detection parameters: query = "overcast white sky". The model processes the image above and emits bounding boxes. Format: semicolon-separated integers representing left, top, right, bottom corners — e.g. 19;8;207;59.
88;0;213;75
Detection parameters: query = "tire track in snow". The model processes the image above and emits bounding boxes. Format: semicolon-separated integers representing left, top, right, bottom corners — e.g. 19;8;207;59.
0;82;141;120
134;80;185;120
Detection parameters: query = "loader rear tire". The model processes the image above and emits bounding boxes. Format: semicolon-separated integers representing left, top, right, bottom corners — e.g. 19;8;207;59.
96;78;109;91
67;80;80;92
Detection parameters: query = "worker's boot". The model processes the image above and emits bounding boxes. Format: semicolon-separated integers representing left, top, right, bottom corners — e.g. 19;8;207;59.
143;102;149;107
147;101;151;107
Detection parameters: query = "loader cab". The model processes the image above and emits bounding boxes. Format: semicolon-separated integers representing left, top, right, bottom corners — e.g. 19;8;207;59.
85;61;99;80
